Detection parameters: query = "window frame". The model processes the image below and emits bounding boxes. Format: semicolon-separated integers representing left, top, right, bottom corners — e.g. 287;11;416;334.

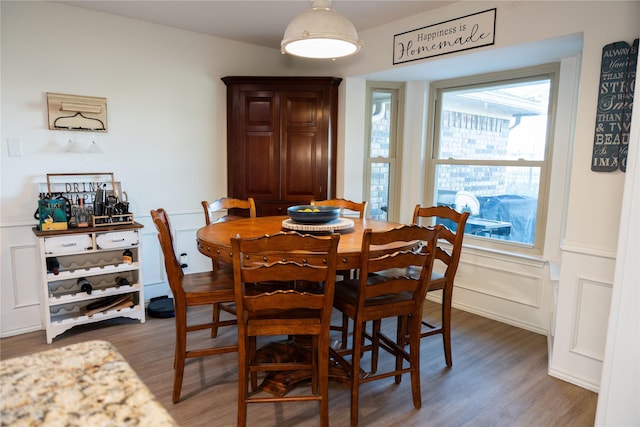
425;63;560;255
364;82;404;222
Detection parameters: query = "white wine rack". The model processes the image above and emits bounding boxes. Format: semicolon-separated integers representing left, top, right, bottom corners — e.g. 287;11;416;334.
33;223;145;343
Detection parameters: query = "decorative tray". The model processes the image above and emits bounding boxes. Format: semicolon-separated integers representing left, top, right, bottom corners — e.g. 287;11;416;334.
282;218;354;232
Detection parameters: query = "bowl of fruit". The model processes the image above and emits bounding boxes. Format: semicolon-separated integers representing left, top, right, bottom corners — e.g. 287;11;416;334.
287;205;340;224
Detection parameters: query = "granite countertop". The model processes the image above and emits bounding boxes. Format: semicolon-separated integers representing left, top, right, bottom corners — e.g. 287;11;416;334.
1;340;177;426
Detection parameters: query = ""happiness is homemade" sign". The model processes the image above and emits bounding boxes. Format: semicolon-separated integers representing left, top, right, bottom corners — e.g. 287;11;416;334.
393;9;496;65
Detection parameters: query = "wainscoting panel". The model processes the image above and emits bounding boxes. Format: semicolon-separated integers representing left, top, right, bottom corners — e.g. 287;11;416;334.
572;276;612;361
456;260;543;308
10;244;41;307
549;249;616;392
141;228;164;285
1;228;44;337
446;250;551;335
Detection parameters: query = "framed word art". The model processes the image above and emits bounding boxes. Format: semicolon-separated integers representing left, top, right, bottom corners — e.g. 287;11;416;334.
393;8;496;65
591;38;638;172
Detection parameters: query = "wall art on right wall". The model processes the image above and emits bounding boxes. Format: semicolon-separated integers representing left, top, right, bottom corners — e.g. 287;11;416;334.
591;38;638;173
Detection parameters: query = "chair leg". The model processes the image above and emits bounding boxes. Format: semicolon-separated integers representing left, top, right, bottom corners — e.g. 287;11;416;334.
319;334;329;427
408;314;422;409
249;336;258;391
211;303;220;338
371;319;381;373
350;319;363;426
172;311;187;404
394;315;408;384
237;334;248;427
311;335;319;394
442;288;453;367
341;312;349;349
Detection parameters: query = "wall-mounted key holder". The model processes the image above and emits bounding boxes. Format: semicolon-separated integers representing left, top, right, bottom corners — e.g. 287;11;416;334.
47;93;108;132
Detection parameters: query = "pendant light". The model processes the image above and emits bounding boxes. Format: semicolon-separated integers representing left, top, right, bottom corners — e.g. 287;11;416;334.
281;0;363;59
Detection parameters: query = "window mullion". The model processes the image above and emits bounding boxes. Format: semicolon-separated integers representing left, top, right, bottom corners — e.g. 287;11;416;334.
433;159;545;167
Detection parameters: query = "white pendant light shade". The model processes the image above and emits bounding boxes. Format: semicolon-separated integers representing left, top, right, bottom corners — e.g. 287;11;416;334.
281;0;363;59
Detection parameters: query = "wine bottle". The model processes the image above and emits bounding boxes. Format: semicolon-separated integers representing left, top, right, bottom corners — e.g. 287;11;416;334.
115;276;130;287
77;277;92;294
46;257;60;275
123;249;133;264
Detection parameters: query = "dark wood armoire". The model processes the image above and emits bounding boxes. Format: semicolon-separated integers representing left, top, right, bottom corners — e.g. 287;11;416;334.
222;76;342;216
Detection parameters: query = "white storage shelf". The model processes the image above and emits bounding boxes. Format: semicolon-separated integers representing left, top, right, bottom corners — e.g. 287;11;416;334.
33;223;145;343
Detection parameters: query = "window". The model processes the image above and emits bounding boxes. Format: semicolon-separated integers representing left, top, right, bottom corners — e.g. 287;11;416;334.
365;83;403;222
428;65;558;254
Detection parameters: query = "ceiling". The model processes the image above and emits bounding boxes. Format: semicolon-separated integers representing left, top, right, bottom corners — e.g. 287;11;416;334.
56;0;455;50
53;1;584;82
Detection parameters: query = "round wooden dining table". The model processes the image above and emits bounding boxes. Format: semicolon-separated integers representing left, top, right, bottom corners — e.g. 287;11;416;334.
196;216;410;270
196;215;415;394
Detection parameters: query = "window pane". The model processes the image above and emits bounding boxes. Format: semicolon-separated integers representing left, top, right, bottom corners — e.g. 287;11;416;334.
435;164;540;245
369;162;389;221
438;81;550;161
370;91;392;158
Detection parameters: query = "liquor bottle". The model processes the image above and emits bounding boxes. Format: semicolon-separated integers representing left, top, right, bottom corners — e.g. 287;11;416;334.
122;249;133;264
46;257;60;275
77;277;92;294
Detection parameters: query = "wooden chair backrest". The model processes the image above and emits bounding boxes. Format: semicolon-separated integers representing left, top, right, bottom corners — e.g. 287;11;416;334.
310;198;367;219
231;232;339;323
358;224;441;306
150;208;185;299
412;205;469;283
202;197;256;225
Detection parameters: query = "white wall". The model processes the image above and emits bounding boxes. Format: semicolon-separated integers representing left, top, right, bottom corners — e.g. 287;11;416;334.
0;1;337;333
2;3;639;416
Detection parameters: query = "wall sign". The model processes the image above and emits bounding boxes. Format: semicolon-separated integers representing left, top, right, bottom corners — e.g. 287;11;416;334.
591;39;638;172
619;39;638;172
393;8;496;65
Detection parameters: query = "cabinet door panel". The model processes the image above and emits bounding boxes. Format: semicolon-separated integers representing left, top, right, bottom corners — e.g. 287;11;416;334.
282;133;318;199
246;93;277;127
244;133;280;198
281;91;326;201
285;94;319;127
230;91;280;199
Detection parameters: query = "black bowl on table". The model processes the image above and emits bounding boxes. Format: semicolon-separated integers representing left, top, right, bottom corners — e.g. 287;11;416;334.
287;205;340;224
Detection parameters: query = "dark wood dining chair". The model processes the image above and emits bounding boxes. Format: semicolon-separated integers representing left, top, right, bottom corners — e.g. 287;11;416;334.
330;224;441;426
201;197;256;225
412;204;469;367
230;231;340;427
150;208;237;403
201;197;256;331
311;198;367;219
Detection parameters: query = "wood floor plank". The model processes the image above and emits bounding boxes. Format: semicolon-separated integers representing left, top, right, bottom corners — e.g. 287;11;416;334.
0;301;597;426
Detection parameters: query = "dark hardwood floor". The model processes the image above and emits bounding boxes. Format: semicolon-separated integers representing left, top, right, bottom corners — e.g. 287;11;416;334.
0;301;597;426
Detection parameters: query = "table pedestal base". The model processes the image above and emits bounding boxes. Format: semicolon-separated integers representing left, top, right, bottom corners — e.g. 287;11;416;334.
256;339;360;396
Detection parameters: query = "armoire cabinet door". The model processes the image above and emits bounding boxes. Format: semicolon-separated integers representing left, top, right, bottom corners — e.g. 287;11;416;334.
223;76;341;216
232;90;281;201
281;90;327;202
